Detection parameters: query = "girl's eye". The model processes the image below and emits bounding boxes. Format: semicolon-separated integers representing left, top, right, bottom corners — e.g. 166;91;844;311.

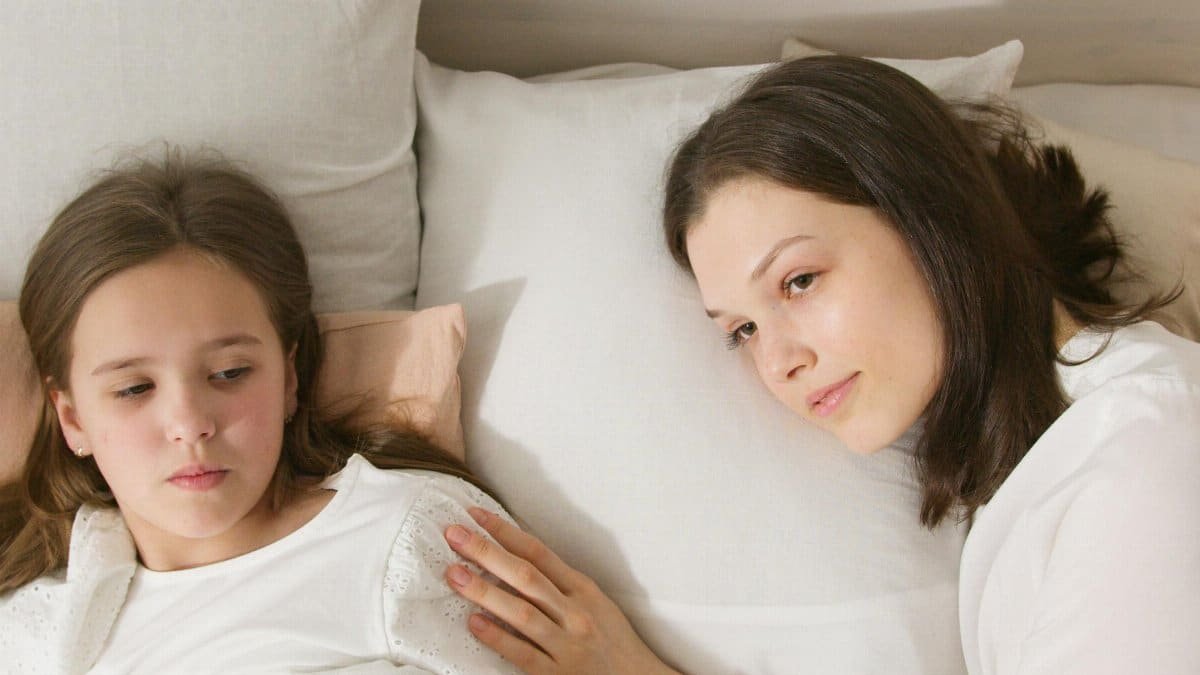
116;383;153;399
212;367;250;382
784;272;818;296
724;322;757;350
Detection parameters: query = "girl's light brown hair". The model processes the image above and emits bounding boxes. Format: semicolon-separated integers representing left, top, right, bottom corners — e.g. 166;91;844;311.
1;148;483;592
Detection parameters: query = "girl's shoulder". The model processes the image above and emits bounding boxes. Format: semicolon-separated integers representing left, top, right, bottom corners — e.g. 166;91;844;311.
0;504;135;673
333;454;503;525
357;456;521;673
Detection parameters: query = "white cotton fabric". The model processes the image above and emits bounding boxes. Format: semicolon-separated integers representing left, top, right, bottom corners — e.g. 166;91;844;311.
0;507;136;674
960;321;1200;675
0;455;519;675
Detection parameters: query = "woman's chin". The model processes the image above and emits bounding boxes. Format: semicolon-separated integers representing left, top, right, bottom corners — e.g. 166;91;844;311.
829;426;900;456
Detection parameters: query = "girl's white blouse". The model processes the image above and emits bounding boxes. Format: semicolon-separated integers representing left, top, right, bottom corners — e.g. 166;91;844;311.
0;455;520;675
959;321;1200;675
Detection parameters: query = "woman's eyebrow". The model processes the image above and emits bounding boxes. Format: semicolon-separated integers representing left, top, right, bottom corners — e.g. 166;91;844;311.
750;235;813;281
704;235;816;319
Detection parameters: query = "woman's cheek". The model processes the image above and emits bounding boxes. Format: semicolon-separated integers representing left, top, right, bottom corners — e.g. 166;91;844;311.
807;292;856;355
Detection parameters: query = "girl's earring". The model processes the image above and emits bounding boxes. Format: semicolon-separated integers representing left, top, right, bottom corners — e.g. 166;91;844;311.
74;446;86;458
284;412;294;425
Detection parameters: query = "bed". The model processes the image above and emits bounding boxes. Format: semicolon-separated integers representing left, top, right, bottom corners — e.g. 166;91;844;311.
1;2;1197;673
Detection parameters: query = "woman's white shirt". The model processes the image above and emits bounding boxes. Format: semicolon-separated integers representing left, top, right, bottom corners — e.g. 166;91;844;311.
959;321;1200;675
0;455;520;674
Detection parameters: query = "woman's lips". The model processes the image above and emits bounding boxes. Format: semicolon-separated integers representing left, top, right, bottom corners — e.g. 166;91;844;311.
807;372;860;418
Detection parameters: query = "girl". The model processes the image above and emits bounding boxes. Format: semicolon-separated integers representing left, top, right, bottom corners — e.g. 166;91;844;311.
437;57;1200;673
0;151;520;674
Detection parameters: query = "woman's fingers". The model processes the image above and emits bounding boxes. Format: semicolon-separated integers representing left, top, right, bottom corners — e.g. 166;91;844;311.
464;508;581;592
466;613;554;675
444;515;681;675
445;563;565;652
445;523;566;623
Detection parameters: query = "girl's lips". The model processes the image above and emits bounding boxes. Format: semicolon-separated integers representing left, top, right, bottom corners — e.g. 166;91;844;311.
807;372;860;418
168;468;229;491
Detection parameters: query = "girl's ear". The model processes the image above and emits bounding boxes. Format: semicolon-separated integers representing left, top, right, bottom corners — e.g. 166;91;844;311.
47;380;87;455
285;344;299;418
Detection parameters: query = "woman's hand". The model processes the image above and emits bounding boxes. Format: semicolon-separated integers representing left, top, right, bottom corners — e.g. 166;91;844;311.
444;508;680;675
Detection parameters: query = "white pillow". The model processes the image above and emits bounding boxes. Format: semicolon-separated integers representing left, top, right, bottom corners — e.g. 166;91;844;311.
782;38;1023;104
0;0;421;312
415;45;1022;674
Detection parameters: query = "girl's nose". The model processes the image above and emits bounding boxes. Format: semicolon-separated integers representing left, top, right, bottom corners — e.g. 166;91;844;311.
165;389;216;444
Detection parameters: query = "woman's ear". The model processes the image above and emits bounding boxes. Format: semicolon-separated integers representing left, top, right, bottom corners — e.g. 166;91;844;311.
47;379;87;455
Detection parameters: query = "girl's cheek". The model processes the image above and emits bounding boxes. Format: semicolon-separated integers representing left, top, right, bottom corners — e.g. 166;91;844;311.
231;381;283;428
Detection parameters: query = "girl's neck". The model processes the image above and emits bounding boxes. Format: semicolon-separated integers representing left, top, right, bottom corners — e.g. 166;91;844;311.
130;486;334;572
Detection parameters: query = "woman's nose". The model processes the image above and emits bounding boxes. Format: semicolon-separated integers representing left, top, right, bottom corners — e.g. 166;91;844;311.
758;329;813;383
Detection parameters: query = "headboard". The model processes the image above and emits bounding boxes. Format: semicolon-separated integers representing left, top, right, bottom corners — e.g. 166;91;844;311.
417;0;1200;85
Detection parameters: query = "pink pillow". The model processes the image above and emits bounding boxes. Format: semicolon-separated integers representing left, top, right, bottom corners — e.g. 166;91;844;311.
0;302;467;483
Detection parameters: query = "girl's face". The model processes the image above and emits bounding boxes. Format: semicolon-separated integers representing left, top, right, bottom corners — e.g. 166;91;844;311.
51;248;297;569
686;178;944;454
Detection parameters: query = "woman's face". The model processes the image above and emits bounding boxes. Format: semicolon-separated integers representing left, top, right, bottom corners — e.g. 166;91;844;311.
51;247;297;569
686;178;944;453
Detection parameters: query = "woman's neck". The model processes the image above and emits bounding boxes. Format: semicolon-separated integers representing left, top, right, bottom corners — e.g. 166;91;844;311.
1053;301;1084;350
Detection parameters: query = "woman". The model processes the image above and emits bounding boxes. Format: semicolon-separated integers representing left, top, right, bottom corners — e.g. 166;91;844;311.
440;56;1200;674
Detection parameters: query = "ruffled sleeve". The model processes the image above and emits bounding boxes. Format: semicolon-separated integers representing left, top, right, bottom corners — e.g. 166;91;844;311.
382;474;521;674
0;505;136;675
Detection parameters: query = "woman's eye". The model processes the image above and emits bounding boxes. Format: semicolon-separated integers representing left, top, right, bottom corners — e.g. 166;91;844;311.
784;272;817;296
724;322;757;350
116;383;153;399
212;367;250;382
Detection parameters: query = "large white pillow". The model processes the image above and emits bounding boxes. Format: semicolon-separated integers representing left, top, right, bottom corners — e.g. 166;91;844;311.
0;0;421;311
415;45;1022;674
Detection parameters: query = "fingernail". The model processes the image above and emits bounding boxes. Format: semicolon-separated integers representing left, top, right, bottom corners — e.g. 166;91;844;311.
468;613;489;632
467;507;490;526
447;565;472;587
446;525;470;546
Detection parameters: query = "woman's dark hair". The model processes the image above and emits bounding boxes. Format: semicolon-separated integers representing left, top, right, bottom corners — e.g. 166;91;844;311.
1;148;486;592
664;56;1171;527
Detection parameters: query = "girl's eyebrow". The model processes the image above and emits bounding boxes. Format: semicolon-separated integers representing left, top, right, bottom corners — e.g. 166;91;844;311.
89;334;263;376
91;356;149;376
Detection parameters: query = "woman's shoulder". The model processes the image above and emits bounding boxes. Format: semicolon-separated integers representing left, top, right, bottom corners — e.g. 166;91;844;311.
1006;322;1200;510
1057;320;1200;405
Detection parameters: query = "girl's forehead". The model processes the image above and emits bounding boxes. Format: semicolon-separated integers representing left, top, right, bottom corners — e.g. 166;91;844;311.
70;250;278;366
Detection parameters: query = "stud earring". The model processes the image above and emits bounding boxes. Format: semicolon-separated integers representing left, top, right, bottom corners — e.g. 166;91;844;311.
284;412;294;425
74;446;86;458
